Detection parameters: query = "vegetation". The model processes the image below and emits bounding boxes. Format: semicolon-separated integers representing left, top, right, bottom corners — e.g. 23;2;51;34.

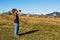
0;13;60;40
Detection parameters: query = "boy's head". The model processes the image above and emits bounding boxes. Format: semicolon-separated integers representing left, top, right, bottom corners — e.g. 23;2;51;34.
12;8;17;13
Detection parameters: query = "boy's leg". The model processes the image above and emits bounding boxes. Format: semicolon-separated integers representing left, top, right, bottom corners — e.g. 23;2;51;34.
16;23;19;34
14;23;19;36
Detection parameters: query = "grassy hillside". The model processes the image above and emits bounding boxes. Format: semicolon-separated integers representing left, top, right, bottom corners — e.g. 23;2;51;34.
0;14;60;40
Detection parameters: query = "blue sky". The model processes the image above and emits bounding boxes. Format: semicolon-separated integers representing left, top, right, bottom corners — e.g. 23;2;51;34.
0;0;60;14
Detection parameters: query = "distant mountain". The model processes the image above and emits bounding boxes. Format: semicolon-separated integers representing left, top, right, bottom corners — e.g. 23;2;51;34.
46;12;60;16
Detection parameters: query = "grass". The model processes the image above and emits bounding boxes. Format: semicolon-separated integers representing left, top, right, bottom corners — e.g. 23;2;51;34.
0;14;60;40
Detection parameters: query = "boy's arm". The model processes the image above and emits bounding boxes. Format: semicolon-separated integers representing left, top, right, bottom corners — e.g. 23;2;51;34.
18;10;21;16
13;12;16;20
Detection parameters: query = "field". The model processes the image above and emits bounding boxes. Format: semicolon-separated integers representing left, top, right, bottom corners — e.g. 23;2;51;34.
0;14;60;40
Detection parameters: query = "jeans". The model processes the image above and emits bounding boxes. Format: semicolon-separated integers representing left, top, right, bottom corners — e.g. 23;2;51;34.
14;23;19;36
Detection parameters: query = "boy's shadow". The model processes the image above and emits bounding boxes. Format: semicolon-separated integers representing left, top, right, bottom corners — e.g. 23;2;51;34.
18;30;39;36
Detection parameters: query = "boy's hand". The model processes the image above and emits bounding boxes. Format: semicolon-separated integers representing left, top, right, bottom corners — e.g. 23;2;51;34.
18;10;21;16
18;10;21;13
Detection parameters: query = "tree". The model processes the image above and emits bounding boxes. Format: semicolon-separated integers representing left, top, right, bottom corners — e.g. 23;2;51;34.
7;11;12;15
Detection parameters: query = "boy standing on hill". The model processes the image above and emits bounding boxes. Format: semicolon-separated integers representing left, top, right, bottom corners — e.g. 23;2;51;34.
12;8;21;36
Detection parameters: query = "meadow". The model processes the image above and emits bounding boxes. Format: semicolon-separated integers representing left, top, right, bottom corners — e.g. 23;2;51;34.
0;14;60;40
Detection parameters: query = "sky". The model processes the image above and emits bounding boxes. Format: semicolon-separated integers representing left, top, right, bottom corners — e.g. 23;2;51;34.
0;0;60;14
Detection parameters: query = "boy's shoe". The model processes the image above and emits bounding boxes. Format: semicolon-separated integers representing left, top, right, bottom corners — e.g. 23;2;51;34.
14;35;19;38
14;34;18;37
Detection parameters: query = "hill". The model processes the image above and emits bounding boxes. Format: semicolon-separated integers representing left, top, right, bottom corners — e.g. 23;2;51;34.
46;12;60;17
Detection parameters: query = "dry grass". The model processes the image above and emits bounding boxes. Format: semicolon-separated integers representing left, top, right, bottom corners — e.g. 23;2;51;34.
0;14;60;40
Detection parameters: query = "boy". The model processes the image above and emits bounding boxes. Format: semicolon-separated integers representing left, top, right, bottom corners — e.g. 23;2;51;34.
12;8;21;36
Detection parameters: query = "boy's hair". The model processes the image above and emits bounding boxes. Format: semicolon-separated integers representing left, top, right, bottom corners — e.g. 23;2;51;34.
12;8;17;13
